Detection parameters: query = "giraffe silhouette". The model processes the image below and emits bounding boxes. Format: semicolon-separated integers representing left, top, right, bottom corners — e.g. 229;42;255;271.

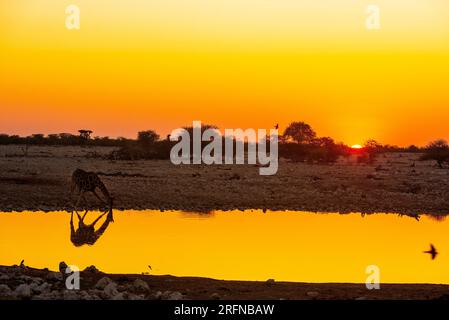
71;169;114;211
70;209;114;247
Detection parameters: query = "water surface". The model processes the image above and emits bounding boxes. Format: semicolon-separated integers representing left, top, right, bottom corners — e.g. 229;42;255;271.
0;210;448;284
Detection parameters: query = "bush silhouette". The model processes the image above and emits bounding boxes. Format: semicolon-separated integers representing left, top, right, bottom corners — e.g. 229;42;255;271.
137;130;160;146
282;121;316;144
420;139;449;168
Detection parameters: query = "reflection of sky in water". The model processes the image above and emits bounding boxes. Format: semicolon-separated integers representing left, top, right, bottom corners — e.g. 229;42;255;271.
1;210;448;284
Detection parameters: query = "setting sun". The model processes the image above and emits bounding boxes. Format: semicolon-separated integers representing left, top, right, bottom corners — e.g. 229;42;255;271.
351;144;363;149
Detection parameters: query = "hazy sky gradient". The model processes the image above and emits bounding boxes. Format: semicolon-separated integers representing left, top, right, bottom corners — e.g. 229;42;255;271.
1;0;449;146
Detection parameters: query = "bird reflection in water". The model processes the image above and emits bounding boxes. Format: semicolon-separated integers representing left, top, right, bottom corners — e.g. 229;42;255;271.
70;208;114;247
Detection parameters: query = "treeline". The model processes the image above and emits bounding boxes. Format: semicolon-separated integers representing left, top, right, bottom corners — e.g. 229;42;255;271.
110;123;438;164
0;132;132;147
1;123;448;166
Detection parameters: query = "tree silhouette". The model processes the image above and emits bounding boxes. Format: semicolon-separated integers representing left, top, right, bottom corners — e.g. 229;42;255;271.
359;139;382;164
283;121;316;144
137;130;160;146
78;130;93;140
182;124;219;138
311;136;334;147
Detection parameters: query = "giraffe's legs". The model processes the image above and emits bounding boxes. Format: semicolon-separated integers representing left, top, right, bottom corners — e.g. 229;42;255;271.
81;210;89;222
74;191;85;212
70;212;76;235
91;211;108;227
68;183;79;213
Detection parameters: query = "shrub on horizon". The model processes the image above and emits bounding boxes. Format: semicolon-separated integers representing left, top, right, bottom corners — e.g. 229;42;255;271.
420;139;449;168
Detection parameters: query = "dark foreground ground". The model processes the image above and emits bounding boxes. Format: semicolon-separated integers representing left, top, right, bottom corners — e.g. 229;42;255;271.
1;265;449;300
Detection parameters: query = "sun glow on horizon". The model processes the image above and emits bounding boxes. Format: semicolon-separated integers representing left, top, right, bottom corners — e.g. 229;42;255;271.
1;0;449;146
351;144;363;149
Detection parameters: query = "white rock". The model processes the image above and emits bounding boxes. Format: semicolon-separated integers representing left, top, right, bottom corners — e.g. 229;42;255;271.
0;284;12;296
95;277;113;290
34;282;51;294
14;284;32;298
18;275;33;283
29;282;39;292
46;272;62;281
153;291;163;300
103;283;119;299
112;293;125;300
167;291;183;300
133;279;150;292
210;293;220;300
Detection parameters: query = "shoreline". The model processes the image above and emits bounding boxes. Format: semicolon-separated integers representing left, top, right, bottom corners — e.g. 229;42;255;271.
1;265;449;300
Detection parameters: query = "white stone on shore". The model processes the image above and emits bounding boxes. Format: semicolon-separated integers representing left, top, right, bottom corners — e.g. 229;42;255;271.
14;284;32;298
46;272;62;281
102;283;119;299
210;293;221;300
153;291;163;299
0;284;12;296
0;274;10;281
167;291;183;300
95;277;113;290
133;279;150;292
34;282;51;294
112;293;125;300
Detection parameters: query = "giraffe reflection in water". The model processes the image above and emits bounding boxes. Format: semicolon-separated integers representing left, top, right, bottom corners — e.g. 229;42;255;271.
70;208;114;246
70;168;115;246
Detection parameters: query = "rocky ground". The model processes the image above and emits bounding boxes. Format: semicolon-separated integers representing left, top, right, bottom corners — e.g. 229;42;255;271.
2;264;449;300
0;264;184;300
0;145;448;214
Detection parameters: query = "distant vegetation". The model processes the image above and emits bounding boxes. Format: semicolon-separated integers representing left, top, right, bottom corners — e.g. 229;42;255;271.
0;132;131;147
0;123;445;165
420;139;449;168
279;122;348;163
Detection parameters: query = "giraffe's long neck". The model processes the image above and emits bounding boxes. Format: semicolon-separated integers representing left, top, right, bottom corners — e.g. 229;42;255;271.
97;180;111;202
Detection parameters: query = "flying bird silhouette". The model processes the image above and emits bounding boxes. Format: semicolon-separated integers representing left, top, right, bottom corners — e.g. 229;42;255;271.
423;244;438;260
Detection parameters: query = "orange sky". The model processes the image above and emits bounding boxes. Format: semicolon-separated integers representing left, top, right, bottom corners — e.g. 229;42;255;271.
1;0;449;146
